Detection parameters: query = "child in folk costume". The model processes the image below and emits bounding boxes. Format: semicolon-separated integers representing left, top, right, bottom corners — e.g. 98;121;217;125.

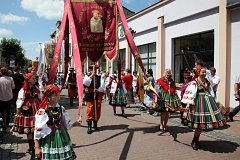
181;67;226;150
154;69;182;132
12;73;41;155
34;85;81;159
110;74;127;116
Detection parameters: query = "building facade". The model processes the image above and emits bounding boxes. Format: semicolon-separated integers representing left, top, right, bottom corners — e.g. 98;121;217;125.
117;0;240;108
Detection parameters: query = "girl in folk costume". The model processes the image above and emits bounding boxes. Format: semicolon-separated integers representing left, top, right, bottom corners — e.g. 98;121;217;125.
34;85;81;159
12;73;41;154
181;67;226;150
154;69;181;132
110;74;127;116
180;68;192;119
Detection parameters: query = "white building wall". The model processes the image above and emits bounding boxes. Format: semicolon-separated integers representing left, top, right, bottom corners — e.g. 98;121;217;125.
230;8;240;107
125;0;219;36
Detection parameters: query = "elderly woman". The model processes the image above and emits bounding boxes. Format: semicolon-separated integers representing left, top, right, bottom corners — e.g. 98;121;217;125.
181;66;226;150
154;69;181;132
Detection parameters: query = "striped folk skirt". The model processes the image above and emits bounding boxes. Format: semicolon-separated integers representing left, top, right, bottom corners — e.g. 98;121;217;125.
12;99;39;134
111;87;127;106
182;93;226;130
41;127;76;160
154;88;182;112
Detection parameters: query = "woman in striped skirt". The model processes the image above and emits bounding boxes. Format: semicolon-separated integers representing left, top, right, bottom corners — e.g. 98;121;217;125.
181;66;226;150
110;74;127;116
12;73;41;155
154;69;182;132
34;85;81;159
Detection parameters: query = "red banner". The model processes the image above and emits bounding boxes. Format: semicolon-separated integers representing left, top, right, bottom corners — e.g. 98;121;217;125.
71;0;117;62
48;4;68;85
116;0;145;74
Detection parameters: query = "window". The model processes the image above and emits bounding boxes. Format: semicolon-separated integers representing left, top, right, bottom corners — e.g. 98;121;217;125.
138;42;156;78
174;31;214;83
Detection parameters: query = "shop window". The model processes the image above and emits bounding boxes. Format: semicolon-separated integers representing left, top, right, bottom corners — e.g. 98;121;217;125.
174;31;214;83
138;42;156;78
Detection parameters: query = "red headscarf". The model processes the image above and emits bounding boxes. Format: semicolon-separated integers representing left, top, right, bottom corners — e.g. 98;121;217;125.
38;85;60;110
192;66;203;80
22;73;35;90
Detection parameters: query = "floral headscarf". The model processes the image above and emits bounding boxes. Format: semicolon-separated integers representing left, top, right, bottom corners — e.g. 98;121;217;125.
38;85;60;110
22;73;35;90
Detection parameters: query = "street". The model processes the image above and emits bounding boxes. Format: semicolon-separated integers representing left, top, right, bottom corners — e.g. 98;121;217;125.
1;89;240;160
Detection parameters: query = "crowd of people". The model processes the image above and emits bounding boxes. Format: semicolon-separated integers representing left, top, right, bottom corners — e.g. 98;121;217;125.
0;58;239;159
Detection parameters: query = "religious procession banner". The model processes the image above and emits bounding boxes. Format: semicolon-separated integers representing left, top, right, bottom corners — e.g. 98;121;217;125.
71;0;117;62
44;43;56;67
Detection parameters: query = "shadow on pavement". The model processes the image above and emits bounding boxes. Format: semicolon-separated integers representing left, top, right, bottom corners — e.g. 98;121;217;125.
0;131;28;159
166;126;192;141
74;124;161;149
200;140;239;153
113;113;141;118
124;117;158;125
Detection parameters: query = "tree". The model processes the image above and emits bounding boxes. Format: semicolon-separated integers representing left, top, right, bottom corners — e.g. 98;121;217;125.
0;37;30;67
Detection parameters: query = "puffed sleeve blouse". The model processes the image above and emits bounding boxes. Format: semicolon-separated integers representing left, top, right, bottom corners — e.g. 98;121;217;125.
34;103;73;140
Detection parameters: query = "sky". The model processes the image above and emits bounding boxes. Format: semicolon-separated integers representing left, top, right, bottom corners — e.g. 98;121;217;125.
0;0;160;60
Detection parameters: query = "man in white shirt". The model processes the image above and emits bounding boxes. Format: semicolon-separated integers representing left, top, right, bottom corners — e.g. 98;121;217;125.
208;67;220;99
0;67;15;129
83;65;105;134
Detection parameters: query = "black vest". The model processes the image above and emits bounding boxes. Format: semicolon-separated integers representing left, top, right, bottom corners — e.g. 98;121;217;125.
84;75;101;101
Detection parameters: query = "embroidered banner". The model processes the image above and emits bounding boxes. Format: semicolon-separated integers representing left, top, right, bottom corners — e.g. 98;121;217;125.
71;0;117;62
44;43;56;68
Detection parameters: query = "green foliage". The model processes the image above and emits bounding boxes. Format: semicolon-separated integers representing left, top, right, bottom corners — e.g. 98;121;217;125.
0;37;30;67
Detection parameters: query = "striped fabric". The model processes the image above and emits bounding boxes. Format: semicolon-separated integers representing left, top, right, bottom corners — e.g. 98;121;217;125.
154;88;182;112
12;98;39;134
41;126;76;160
111;87;127;106
182;90;226;130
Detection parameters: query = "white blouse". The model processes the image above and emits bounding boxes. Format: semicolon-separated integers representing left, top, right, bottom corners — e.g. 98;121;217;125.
34;103;73;140
16;88;41;109
181;80;215;105
83;76;105;93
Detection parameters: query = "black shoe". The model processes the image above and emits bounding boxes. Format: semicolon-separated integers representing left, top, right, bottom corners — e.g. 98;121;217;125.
93;121;99;130
87;127;93;134
121;113;126;117
191;141;198;150
229;113;234;122
87;122;92;134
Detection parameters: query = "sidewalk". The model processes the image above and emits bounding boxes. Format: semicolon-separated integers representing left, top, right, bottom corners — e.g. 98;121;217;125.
0;90;239;160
